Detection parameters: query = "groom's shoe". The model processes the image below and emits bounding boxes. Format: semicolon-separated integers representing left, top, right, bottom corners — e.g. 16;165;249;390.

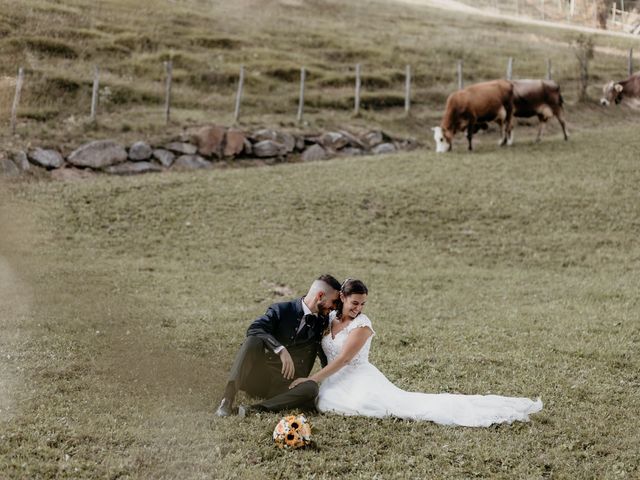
215;398;234;417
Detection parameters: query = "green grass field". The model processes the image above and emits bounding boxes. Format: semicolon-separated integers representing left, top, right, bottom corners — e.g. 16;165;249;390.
2;121;639;478
2;0;640;478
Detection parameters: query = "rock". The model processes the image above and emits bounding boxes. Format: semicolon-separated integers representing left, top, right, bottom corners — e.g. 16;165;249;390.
152;149;175;168
67;140;128;169
0;156;20;177
104;161;162;175
372;143;396;155
294;135;305;151
192;125;226;157
13;151;29;171
278;132;296;153
320;132;349;151
253;140;286;158
338;130;366;149
301;144;328;162
252;129;295;153
251;129;278;142
172;154;210;170
165;142;198;155
224;129;245;157
363;131;384;148
242;138;253;156
340;147;364;156
28;148;64;169
51;167;96;181
128;141;152;161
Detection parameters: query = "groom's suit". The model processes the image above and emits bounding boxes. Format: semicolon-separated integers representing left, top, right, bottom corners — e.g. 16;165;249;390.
226;297;328;411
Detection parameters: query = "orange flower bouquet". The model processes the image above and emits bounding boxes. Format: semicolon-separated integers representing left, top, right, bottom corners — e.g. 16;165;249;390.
272;414;312;450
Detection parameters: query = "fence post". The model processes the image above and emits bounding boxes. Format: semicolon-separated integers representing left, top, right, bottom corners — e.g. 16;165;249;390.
612;2;616;24
404;64;411;115
354;63;361;116
233;65;244;124
164;60;173;125
546;58;552;80
10;67;24;135
297;66;306;123
90;65;99;123
506;57;513;80
629;48;634;76
457;60;463;89
541;0;545;20
570;0;575;17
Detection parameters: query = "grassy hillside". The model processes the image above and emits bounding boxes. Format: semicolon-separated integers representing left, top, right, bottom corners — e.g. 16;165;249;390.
1;0;639;151
1;121;639;478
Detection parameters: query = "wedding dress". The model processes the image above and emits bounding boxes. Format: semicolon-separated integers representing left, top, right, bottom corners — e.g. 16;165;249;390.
316;313;543;427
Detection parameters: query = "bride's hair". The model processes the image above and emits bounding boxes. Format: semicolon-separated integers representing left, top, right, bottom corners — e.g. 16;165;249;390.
335;278;368;319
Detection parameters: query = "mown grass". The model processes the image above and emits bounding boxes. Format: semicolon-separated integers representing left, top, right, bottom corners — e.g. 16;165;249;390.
1;121;639;478
0;0;639;150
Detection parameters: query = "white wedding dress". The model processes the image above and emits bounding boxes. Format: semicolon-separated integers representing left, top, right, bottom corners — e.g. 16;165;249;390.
316;313;543;427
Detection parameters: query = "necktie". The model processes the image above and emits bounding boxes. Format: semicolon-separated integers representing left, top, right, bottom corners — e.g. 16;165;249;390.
297;314;317;336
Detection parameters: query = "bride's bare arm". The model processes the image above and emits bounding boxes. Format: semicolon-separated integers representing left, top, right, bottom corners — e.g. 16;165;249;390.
289;326;373;388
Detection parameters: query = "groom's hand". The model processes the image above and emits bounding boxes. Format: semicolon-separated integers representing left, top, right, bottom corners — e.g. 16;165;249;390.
279;348;295;380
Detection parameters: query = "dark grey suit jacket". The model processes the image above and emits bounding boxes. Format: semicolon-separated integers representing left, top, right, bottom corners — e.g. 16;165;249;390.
246;297;328;377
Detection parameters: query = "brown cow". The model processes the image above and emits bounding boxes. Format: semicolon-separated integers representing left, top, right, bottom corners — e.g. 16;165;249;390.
512;80;568;142
432;79;514;152
600;73;640;108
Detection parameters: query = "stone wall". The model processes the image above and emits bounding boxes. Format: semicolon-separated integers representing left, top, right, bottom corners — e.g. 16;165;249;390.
0;125;417;181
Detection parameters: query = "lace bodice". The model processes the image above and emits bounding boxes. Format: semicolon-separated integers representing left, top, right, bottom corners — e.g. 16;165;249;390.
321;313;375;366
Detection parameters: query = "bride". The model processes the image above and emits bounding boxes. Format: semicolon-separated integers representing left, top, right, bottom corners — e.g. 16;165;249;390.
290;279;542;427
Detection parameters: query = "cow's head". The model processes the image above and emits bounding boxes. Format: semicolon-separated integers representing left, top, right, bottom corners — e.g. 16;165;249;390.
600;81;624;106
432;127;452;153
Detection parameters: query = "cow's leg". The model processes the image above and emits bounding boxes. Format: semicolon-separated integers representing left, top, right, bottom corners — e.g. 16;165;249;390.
556;109;569;141
503;104;514;147
466;122;475;151
536;115;546;142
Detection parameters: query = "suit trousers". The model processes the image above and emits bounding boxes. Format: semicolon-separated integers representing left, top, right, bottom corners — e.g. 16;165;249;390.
227;336;318;411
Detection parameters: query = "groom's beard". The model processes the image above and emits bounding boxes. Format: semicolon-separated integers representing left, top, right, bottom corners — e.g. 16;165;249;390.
317;303;332;317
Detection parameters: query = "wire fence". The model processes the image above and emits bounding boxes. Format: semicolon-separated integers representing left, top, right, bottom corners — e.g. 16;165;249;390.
3;48;637;131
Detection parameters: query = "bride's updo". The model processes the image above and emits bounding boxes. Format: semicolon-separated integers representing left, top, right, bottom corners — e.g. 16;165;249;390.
335;278;368;319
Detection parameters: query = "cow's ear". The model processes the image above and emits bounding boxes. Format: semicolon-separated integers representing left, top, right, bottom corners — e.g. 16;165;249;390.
615;83;624;92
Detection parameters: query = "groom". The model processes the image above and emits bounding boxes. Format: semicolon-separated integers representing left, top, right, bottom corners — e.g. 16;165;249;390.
215;274;341;416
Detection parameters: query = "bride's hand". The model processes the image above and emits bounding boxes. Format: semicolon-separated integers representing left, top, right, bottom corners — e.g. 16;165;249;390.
289;377;310;389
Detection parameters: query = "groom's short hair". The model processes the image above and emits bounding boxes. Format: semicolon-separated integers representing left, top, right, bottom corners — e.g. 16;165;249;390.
313;274;341;293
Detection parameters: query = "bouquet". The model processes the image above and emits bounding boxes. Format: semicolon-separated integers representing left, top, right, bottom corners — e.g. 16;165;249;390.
272;414;312;449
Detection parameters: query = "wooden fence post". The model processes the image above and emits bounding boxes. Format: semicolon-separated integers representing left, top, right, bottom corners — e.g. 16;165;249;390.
457;60;463;89
612;2;616;24
10;67;24;135
570;0;575;17
297;66;306;123
164;60;173;125
506;57;513;80
354;63;361;116
233;65;244;124
404;64;411;115
90;65;99;123
628;48;634;76
546;58;552;80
